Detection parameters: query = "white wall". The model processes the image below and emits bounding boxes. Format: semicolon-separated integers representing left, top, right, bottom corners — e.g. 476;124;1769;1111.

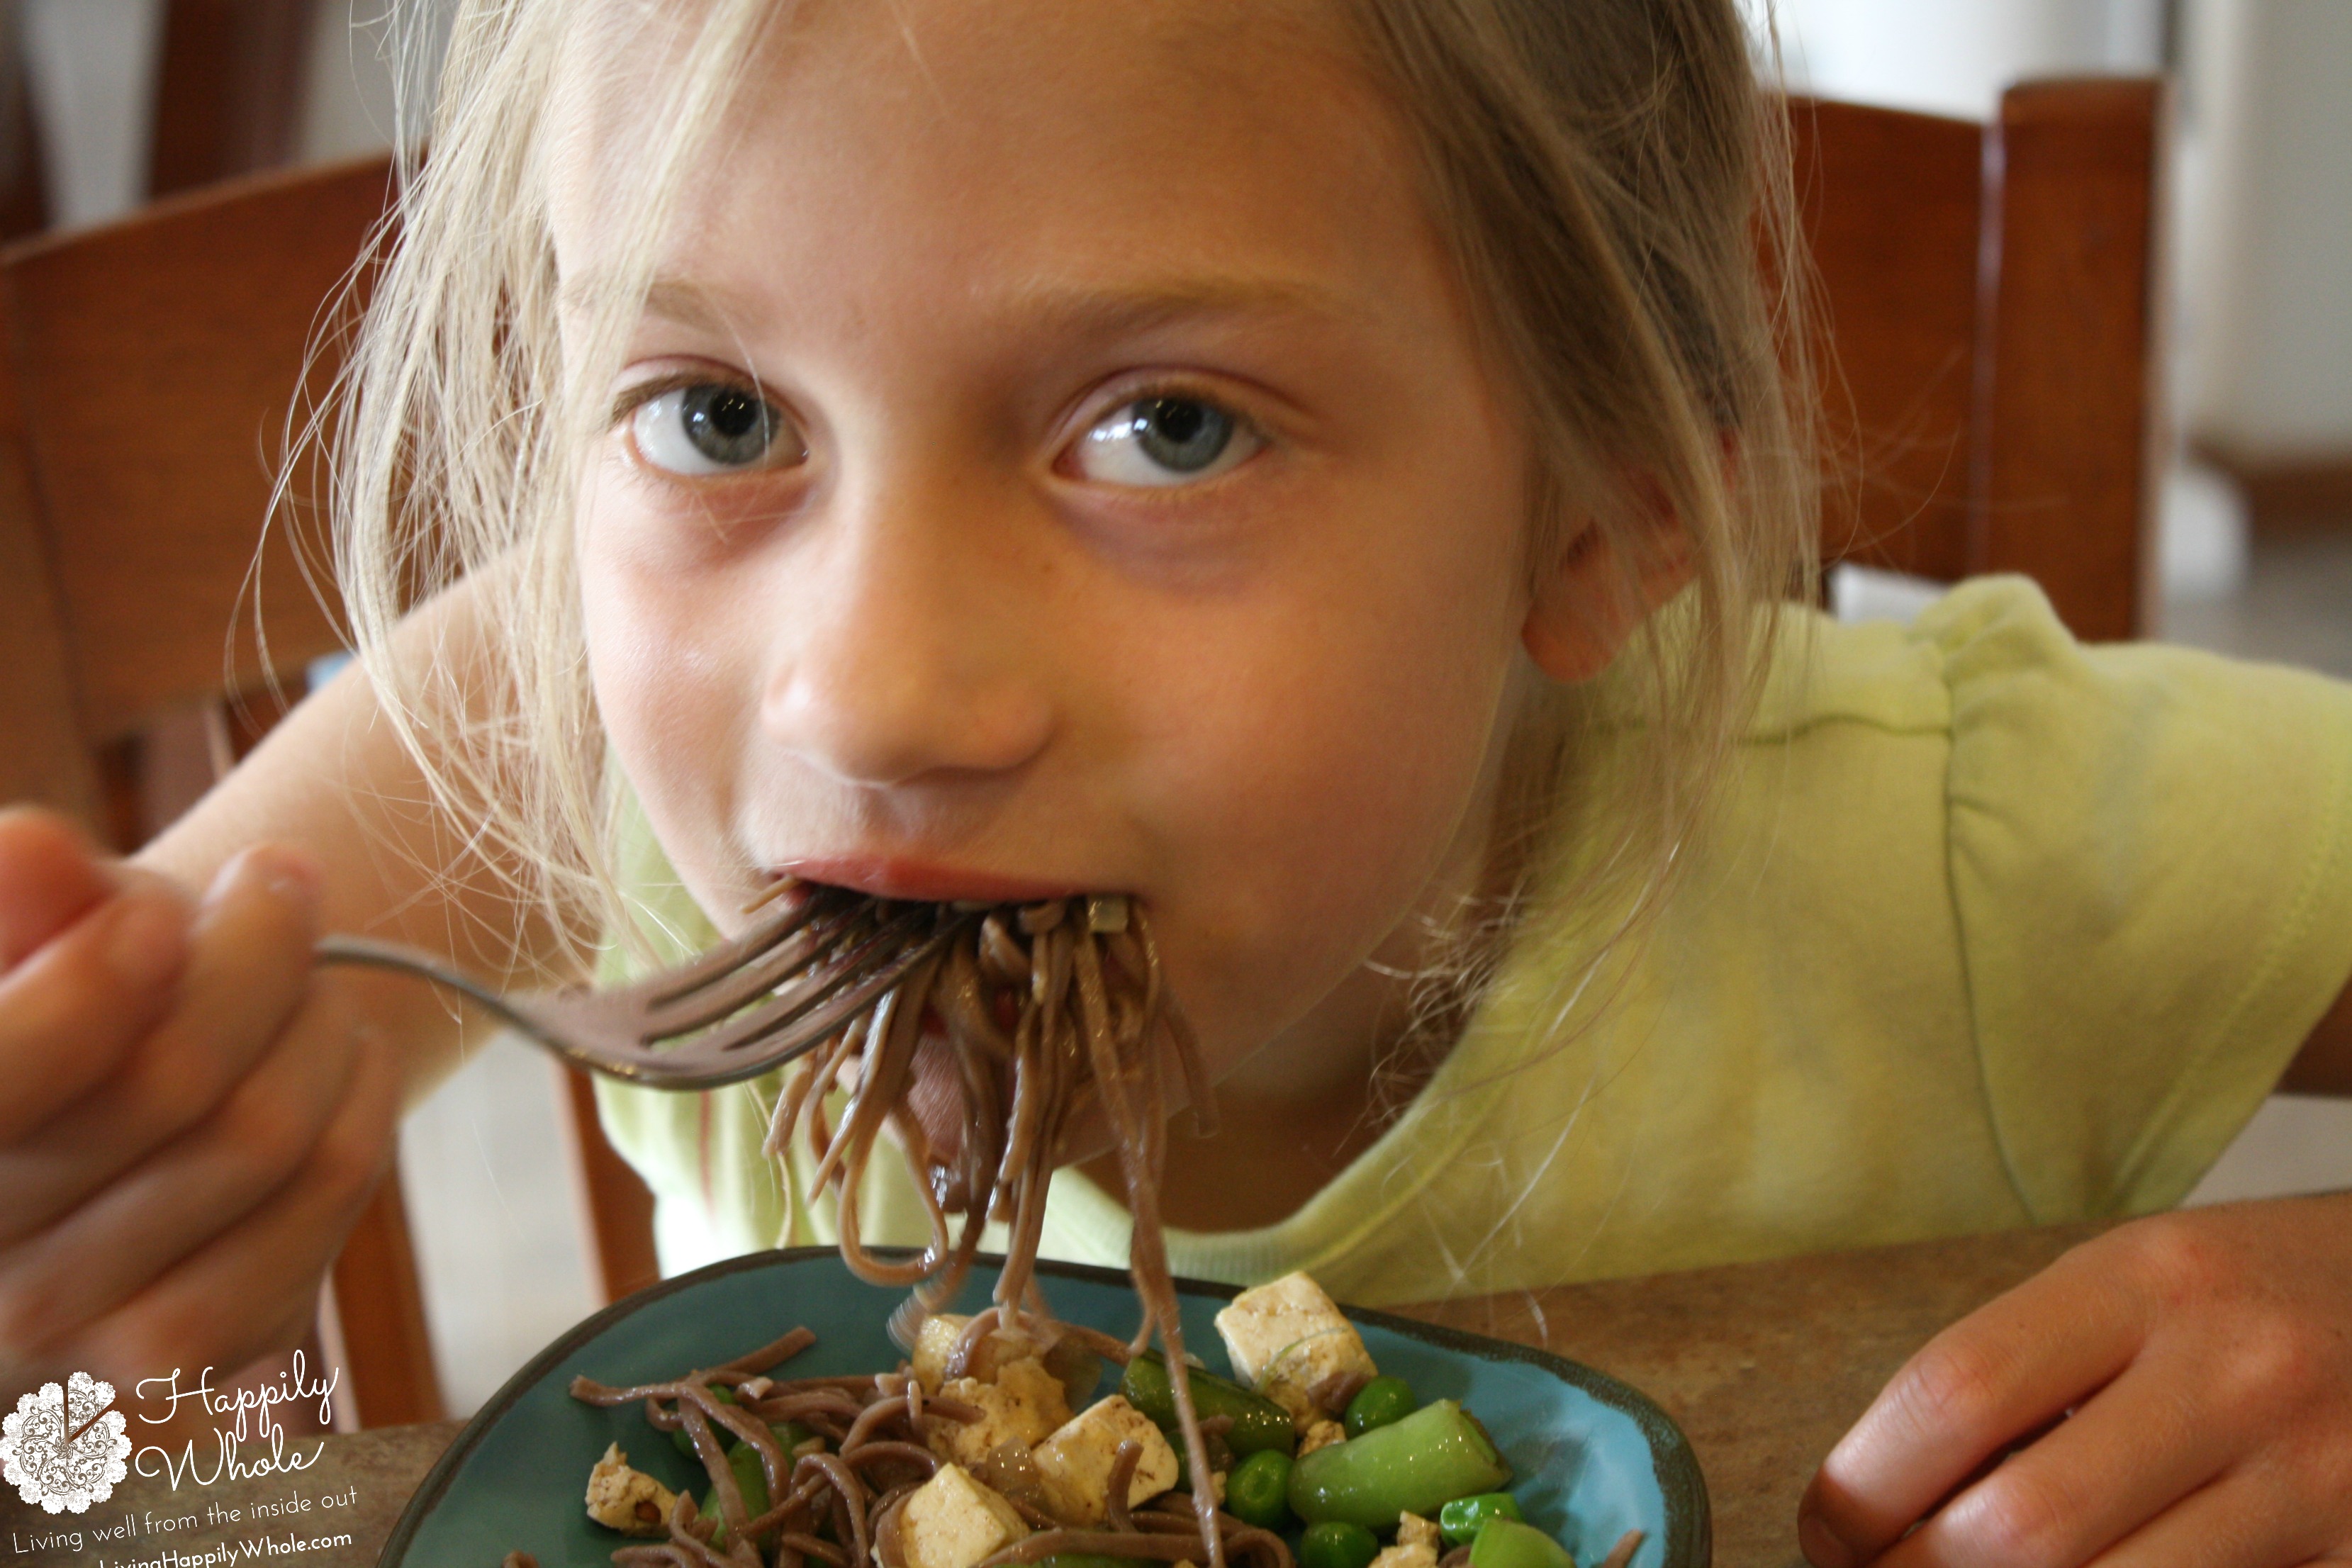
1766;0;2164;117
2178;0;2352;464
298;0;457;164
18;0;163;227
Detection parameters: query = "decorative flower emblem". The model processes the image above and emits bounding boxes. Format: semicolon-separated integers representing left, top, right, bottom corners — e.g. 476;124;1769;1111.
1;1371;131;1513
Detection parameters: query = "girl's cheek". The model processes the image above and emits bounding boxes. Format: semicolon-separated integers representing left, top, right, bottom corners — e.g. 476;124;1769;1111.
1158;596;1513;1034
578;488;756;892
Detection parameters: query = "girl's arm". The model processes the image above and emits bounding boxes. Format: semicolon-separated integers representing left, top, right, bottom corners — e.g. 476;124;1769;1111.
0;571;581;1389
136;568;589;1102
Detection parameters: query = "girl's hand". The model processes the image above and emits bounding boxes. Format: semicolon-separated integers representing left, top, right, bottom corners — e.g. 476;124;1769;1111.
0;807;404;1388
1799;1194;2352;1567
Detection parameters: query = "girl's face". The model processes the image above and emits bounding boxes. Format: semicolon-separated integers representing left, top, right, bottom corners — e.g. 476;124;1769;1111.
558;0;1538;1094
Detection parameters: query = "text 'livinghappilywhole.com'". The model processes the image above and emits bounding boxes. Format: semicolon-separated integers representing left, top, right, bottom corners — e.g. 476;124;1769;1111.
59;1534;354;1564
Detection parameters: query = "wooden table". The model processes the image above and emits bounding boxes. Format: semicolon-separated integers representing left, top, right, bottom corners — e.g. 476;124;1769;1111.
0;1222;2105;1568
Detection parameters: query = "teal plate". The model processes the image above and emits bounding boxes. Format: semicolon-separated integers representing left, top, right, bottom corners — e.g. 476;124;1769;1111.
380;1250;1708;1568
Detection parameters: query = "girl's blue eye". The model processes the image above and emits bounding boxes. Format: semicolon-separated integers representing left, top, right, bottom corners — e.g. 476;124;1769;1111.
1073;395;1259;488
631;383;797;476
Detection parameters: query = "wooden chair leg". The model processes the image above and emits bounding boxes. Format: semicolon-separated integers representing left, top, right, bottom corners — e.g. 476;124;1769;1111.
325;1172;445;1427
554;1063;663;1304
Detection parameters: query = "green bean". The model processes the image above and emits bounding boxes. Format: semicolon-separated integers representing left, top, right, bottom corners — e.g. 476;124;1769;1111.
1343;1376;1418;1439
1467;1517;1575;1568
1121;1351;1297;1456
1225;1448;1294;1530
1438;1492;1523;1547
1299;1521;1382;1568
1286;1400;1511;1529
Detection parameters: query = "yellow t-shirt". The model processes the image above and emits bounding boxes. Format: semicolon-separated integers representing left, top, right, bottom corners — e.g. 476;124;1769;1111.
593;578;2352;1305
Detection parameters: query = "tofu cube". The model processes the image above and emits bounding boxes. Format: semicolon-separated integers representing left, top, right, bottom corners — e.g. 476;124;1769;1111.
1398;1513;1443;1551
1214;1272;1378;1422
912;1314;972;1393
928;1355;1075;1466
1299;1418;1346;1456
1030;1395;1178;1524
584;1443;678;1537
896;1464;1031;1568
913;1314;1046;1393
1370;1513;1444;1568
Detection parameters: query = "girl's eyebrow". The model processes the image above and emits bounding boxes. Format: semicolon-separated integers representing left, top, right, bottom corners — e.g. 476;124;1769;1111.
997;273;1365;337
563;270;1360;340
561;273;756;335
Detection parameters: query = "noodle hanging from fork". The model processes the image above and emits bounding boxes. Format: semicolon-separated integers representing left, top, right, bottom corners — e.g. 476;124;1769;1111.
756;887;1228;1568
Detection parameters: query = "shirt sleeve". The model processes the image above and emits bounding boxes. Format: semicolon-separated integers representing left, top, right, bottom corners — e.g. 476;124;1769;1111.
1922;577;2352;1221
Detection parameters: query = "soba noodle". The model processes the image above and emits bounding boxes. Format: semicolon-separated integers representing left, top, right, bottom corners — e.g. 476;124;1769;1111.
740;887;1227;1568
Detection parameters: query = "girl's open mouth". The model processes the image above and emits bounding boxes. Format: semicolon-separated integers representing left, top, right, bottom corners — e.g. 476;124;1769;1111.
773;856;1094;907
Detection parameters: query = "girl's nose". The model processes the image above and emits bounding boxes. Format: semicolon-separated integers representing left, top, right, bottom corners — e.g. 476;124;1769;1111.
759;476;1055;789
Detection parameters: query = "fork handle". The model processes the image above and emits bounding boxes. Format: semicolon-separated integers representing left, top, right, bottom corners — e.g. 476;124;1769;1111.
312;934;559;1050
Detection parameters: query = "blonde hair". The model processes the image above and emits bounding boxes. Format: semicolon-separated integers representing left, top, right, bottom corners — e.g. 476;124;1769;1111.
330;0;1814;984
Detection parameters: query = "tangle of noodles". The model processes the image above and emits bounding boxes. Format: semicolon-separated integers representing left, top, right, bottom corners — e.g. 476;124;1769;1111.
705;884;1229;1568
569;1320;1291;1568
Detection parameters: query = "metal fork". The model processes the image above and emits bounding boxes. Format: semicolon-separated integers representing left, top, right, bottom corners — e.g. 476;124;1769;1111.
313;885;980;1089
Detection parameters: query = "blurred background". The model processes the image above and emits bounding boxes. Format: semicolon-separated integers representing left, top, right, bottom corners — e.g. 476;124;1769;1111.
4;0;2344;1416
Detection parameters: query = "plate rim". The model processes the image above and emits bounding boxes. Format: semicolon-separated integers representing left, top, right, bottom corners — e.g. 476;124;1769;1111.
379;1248;1710;1568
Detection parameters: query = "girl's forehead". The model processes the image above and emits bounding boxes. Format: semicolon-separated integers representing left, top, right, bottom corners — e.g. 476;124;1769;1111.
547;0;1465;350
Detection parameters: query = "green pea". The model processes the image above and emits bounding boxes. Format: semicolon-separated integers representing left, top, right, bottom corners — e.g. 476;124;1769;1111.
1439;1494;1523;1548
1467;1517;1574;1568
1225;1449;1294;1530
1299;1521;1382;1568
1343;1376;1418;1439
1032;1557;1138;1568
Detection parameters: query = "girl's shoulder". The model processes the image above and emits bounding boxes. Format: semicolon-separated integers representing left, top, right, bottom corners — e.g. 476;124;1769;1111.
1755;573;2352;751
1722;573;2352;1221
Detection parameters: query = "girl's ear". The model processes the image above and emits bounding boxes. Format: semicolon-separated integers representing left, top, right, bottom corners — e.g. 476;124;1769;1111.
1520;515;1695;683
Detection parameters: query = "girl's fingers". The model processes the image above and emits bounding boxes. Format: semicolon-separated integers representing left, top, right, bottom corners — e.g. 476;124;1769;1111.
2088;1467;2325;1568
1871;1341;2238;1568
1802;1247;2149;1567
0;988;358;1348
0;844;323;1241
0;880;191;1144
0;806;115;966
73;1024;403;1389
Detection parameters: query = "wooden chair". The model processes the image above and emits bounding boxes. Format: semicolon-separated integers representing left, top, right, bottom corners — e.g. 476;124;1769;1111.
1791;79;2167;639
0;155;657;1428
0;76;2166;1427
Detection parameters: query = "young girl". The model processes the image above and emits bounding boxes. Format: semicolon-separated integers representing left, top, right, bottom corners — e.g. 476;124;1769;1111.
3;0;2348;1562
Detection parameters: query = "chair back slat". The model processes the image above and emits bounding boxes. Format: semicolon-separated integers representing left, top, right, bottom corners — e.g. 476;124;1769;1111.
0;356;100;819
1793;96;1985;584
1974;79;2164;642
2;155;391;746
1795;79;2163;638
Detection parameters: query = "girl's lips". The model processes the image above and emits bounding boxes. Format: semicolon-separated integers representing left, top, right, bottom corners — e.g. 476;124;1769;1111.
775;856;1089;905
